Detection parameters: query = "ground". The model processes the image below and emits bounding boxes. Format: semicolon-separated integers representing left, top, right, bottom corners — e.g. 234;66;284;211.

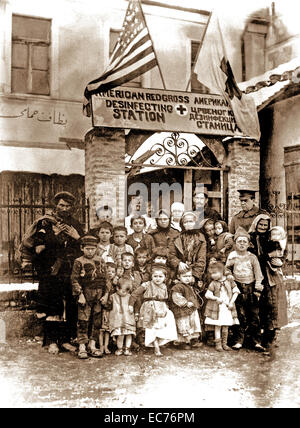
0;291;300;408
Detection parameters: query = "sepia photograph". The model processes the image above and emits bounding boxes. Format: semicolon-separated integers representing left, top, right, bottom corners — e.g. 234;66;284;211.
0;0;299;411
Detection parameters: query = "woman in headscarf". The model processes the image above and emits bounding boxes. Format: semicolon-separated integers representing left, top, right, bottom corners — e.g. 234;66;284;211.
149;209;180;249
248;214;288;353
168;211;207;347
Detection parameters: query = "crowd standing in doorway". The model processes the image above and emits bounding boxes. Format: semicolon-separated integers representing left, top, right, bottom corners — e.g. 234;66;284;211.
20;187;288;359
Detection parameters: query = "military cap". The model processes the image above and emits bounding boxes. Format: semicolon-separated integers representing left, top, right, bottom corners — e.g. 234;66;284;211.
53;191;76;205
237;188;257;199
80;234;99;246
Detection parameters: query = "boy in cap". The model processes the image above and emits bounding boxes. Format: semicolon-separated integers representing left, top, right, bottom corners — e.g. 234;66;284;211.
20;191;83;355
225;227;265;351
71;234;109;359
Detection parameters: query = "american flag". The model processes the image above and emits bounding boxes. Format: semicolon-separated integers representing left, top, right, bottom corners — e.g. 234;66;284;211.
83;0;158;116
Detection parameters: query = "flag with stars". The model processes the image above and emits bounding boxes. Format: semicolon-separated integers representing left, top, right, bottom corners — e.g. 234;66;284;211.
193;13;261;141
83;0;158;116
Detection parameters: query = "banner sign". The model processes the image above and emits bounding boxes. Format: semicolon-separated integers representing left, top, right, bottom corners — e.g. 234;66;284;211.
92;86;239;135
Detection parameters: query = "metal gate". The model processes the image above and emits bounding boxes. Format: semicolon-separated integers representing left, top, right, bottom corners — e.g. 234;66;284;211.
267;190;300;275
0;191;89;284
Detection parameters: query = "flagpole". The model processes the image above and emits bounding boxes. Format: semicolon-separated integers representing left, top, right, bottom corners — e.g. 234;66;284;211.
185;11;212;92
138;0;167;90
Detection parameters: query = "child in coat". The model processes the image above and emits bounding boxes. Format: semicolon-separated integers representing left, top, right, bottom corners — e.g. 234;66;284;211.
134;247;151;283
204;260;240;352
71;234;108;359
170;267;202;349
99;262;116;355
214;220;234;262
129;264;178;356
95;221;114;263
126;216;155;256
110;226;134;272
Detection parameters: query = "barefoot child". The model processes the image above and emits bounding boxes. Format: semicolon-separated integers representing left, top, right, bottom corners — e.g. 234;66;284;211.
71;234;108;359
204;260;240;352
108;279;136;356
129;264;178;356
170;267;202;349
99;262;116;355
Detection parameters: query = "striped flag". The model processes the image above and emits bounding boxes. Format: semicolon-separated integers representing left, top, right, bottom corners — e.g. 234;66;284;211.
83;0;158;116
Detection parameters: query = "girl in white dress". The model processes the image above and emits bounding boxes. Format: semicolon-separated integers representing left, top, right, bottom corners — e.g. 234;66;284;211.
129;264;178;356
204;260;240;352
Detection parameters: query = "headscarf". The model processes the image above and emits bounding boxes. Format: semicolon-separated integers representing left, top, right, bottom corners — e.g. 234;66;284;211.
155;209;171;231
179;211;198;232
248;214;271;234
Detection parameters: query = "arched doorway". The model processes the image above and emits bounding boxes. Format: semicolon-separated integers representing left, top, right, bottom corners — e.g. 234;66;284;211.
125;131;228;220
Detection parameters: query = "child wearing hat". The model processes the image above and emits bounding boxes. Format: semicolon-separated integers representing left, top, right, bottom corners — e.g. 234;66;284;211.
204;259;240;352
225;227;265;351
71;234;108;359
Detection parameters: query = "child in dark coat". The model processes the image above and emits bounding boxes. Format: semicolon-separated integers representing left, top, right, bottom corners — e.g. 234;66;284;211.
170;267;202;349
71;234;108;359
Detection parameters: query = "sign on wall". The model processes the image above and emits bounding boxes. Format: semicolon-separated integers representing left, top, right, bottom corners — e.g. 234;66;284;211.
92;87;239;136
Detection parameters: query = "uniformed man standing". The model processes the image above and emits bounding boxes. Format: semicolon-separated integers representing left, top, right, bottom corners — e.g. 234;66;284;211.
229;189;264;234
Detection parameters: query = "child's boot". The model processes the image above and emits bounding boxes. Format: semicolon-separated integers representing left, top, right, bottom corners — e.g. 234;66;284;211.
215;339;223;352
221;328;231;351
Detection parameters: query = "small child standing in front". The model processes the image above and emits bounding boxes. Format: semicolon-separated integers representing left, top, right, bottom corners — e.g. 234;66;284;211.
204;260;240;352
226;227;265;351
170;267;202;349
71;234;108;359
108;280;136;356
129;264;178;356
99;262;117;355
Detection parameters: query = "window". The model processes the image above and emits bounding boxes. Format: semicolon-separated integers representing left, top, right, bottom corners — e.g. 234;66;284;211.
11;15;51;95
109;29;142;88
190;40;210;94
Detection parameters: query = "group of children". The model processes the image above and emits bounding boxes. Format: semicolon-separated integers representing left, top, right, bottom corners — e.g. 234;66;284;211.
70;214;285;359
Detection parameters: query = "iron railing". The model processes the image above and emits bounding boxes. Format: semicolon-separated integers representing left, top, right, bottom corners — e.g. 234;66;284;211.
0;193;89;284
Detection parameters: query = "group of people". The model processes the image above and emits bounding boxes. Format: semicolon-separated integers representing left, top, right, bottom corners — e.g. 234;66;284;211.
19;187;288;359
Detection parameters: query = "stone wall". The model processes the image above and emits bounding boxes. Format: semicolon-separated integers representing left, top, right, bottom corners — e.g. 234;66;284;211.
85;127;126;228
226;138;261;223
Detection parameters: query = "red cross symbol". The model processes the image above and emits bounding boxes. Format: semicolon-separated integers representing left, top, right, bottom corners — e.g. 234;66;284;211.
175;104;188;116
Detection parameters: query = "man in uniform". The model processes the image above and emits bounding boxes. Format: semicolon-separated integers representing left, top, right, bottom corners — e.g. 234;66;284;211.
20;191;84;355
229;189;264;234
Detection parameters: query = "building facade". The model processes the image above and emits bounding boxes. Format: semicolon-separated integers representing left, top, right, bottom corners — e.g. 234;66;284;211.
2;0;298;276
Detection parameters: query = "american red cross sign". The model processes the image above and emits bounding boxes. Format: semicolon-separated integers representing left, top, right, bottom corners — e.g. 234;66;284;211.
92;86;239;136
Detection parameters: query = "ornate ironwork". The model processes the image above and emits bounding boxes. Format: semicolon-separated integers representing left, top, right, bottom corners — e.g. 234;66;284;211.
267;191;286;224
147;132;217;168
